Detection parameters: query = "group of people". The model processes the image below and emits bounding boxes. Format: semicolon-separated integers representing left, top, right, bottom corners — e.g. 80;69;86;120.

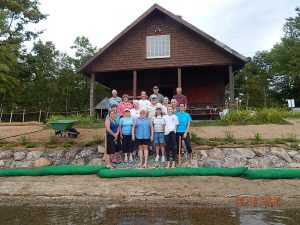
105;86;193;169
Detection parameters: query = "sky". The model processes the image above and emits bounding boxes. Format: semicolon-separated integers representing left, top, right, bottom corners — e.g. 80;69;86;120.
29;0;299;57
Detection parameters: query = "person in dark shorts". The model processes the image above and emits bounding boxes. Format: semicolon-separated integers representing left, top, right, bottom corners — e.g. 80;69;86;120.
119;108;134;162
132;109;153;168
105;110;121;168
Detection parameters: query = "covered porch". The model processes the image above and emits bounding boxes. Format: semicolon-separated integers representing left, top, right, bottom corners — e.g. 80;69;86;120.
89;65;235;115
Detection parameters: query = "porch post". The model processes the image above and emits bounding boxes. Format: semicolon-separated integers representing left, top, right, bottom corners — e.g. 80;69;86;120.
90;73;95;116
133;70;137;99
228;65;234;106
177;67;182;88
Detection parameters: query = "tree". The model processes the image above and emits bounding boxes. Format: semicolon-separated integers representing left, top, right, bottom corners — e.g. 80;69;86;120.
0;0;46;109
235;7;300;108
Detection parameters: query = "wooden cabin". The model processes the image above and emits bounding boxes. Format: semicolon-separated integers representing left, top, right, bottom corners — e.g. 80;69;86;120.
79;4;246;116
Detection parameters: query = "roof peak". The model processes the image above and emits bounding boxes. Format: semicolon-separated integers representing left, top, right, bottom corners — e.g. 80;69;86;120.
79;3;246;73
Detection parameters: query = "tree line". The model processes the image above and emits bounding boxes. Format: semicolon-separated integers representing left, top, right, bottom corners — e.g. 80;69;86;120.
235;7;300;108
0;1;299;113
0;0;108;113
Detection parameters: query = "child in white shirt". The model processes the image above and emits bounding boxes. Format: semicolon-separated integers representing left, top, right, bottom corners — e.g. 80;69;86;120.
163;105;179;168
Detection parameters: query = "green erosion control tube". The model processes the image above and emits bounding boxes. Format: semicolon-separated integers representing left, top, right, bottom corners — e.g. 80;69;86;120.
0;165;106;177
243;169;300;179
97;167;248;178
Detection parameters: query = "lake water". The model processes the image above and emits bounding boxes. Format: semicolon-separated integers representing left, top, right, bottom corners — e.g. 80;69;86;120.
0;205;299;225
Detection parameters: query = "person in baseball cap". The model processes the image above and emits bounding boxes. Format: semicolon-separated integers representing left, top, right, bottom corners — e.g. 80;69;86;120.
149;85;164;103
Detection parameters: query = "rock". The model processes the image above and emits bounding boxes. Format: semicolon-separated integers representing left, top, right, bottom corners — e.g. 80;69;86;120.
89;158;103;165
198;158;224;168
70;158;86;165
26;151;43;161
293;154;300;162
206;148;224;160
223;155;247;168
288;163;300;168
97;146;105;154
0;150;13;160
287;150;299;157
34;157;52;168
252;147;270;156
53;159;70;166
46;150;64;160
5;159;13;168
64;147;80;160
223;148;241;157
256;157;272;168
235;148;255;159
268;155;287;168
75;147;97;159
247;158;259;168
200;150;207;158
14;151;27;161
14;161;33;168
271;147;292;163
0;160;5;167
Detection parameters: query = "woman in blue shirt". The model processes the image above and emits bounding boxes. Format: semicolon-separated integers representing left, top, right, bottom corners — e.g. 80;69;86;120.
176;103;194;166
119;108;134;163
132;109;153;168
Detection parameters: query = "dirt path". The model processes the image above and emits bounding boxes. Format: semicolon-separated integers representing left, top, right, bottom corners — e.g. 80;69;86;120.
0;175;299;208
1;119;300;145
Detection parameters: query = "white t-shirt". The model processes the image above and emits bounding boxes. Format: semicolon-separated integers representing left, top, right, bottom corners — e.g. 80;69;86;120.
139;99;151;111
163;114;179;135
130;108;140;119
147;103;162;120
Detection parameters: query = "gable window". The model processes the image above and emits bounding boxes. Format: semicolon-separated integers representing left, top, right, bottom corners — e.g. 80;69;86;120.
146;35;170;58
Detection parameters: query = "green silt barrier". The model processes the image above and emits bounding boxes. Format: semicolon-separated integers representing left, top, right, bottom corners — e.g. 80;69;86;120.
97;167;248;178
0;165;106;177
243;169;300;179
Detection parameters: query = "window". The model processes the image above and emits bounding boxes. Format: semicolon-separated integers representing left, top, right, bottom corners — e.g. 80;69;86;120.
146;35;170;58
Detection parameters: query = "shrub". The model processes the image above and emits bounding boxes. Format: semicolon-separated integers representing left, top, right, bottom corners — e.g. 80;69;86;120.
25;143;37;148
290;142;300;149
63;143;72;148
224;131;235;143
255;108;285;124
283;133;297;142
251;132;262;144
48;135;58;145
83;139;93;147
93;135;104;144
266;138;285;145
3;143;17;148
44;144;57;149
17;136;31;146
220;110;253;125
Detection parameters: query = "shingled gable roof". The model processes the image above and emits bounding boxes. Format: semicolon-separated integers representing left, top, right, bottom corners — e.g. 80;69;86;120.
79;3;246;74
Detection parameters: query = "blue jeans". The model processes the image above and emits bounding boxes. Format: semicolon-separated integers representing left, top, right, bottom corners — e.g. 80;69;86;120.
154;132;165;144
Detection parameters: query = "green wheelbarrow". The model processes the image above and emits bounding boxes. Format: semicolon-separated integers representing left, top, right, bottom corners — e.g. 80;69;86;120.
49;120;80;138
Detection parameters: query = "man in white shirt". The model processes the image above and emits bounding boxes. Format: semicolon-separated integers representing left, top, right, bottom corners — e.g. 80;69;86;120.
138;91;151;111
147;95;162;120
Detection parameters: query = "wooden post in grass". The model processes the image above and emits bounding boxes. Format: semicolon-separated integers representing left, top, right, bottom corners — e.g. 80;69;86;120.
38;109;42;123
22;109;25;123
178;136;182;166
9;109;13;123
